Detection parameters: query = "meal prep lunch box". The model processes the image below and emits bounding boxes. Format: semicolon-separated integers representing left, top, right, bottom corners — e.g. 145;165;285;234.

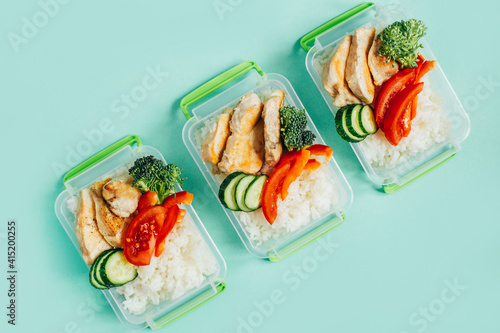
180;61;353;261
54;135;227;330
299;2;471;193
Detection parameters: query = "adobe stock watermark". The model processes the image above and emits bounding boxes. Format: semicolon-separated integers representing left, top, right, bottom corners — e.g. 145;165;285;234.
51;65;168;178
236;235;340;333
461;75;499;112
400;278;467;333
7;0;72;53
213;0;244;21
57;291;108;333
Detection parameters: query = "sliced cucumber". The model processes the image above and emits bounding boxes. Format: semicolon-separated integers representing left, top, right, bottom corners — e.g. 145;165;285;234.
235;175;256;212
89;249;116;289
219;172;246;211
358;105;378;134
244;175;268;211
100;250;138;287
346;105;367;137
335;105;365;142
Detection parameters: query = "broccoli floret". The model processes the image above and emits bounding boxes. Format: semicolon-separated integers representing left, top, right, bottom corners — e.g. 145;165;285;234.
301;130;315;147
128;155;185;204
378;19;427;68
280;106;316;150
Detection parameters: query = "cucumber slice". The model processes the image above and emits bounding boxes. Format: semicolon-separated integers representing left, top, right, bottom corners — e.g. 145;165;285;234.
100;250;138;287
346;105;367;137
244;175;268;211
219;172;246;211
335;105;365;142
89;249;116;289
235;175;256;212
358;105;378;134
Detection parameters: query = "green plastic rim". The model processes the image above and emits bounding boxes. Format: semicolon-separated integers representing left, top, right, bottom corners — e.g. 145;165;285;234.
179;60;265;120
62;135;142;185
269;214;346;262
152;280;227;329
299;2;374;52
383;154;456;194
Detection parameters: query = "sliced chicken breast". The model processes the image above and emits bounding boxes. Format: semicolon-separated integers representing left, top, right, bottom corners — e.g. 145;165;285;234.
260;89;284;175
346;27;376;104
218;93;264;174
91;178;133;247
75;188;112;265
102;177;141;218
201;107;233;173
322;35;362;107
368;36;399;86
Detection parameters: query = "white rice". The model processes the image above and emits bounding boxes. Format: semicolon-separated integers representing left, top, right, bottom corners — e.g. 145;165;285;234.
359;77;452;169
116;213;217;315
235;163;338;245
67;166;217;316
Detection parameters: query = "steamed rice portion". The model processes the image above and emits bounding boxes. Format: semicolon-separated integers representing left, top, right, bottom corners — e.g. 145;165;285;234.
359;77;452;169
235;163;338;245
116;212;217;315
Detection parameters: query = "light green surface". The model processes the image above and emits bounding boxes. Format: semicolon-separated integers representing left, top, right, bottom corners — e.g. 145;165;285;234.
1;1;499;332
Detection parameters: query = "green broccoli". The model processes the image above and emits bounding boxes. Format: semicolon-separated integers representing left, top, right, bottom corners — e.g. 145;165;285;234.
378;19;427;68
280;105;316;150
128;155;185;204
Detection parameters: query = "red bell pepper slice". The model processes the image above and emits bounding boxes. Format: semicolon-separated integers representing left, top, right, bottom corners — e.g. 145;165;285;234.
303;159;322;172
281;149;310;200
124;206;166;266
262;163;291;224
162;191;193;210
410;96;418;120
154;205;180;257
374;68;416;130
384;82;424;146
306;144;333;162
415;60;436;82
137;191;158;212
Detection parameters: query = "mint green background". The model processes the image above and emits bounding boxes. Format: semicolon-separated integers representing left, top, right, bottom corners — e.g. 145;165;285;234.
1;1;499;332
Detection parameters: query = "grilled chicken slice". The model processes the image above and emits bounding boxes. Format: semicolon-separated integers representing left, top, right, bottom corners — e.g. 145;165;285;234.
102;177;142;218
322;35;362;107
218;93;264;174
346;27;376;104
90;178;133;247
201;107;234;173
75;188;112;265
260;89;284;175
368;36;399;86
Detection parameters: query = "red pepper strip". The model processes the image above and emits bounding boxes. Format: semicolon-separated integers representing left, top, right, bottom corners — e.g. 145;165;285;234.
384;82;424;146
414;54;425;77
306;144;333;162
415;60;436;82
402;103;412;138
277;149;302;167
262;163;292;224
124;206;166;266
304;159;322;172
410;96;418;120
155;205;180;257
374;67;416;130
281;149;311;200
176;209;186;224
162;191;193;210
137;191;158;212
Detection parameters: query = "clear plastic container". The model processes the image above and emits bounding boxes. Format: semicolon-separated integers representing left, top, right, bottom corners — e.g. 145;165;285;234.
300;3;471;193
180;61;353;261
54;135;226;330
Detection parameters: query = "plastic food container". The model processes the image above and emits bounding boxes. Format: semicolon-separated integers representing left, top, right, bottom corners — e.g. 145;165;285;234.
54;135;226;330
299;2;471;193
180;61;353;261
